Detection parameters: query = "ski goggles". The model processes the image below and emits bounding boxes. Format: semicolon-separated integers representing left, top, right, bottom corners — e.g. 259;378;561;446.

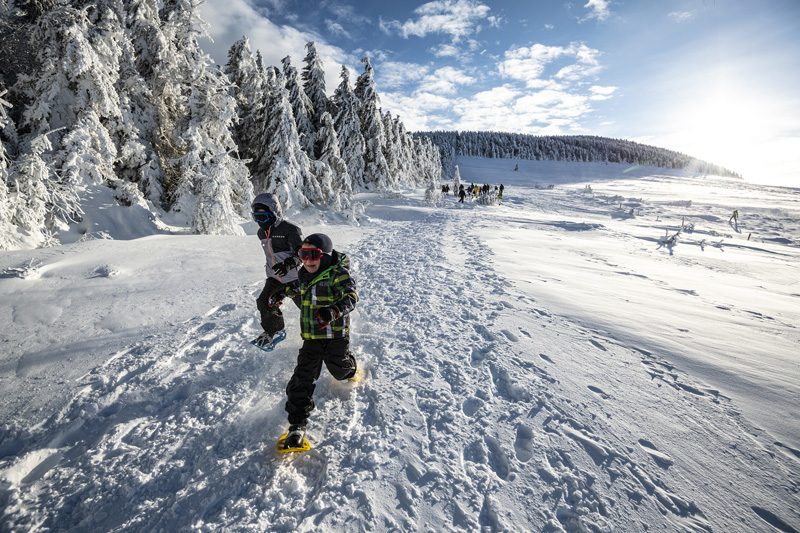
251;211;275;223
298;248;324;261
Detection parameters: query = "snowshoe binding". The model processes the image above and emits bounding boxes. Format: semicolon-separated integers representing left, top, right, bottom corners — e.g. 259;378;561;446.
251;330;286;352
277;424;310;453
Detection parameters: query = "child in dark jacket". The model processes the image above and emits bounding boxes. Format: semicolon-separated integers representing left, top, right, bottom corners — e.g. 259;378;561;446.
269;233;359;449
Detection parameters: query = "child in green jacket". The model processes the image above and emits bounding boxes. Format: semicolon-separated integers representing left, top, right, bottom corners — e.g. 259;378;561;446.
269;233;359;449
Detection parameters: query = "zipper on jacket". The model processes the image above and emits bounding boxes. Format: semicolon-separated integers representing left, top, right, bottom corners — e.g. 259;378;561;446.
266;226;283;283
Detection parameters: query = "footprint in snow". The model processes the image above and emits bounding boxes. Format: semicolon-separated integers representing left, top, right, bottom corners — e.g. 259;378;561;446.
514;425;535;463
589;339;607;351
638;439;674;468
462;397;484;417
484;436;511;480
501;329;519;342
588;385;610;400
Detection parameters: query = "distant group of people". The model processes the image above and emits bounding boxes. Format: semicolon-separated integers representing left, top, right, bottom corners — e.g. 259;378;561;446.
443;183;504;204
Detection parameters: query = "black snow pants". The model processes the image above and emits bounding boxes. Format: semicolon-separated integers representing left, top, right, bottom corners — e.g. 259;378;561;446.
285;338;357;425
256;277;301;335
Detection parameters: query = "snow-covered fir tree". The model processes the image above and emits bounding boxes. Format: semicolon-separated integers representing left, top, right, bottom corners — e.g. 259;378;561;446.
332;65;365;189
302;41;329;152
225;37;266;165
381;110;400;189
0;88;13;249
393;116;416;185
252;68;315;210
354;57;390;190
110;0;164;206
157;0;251;229
453;164;461;193
154;0;213;212
14;4;126;244
282;55;315;158
176;66;253;235
11;132;81;245
316;111;351;210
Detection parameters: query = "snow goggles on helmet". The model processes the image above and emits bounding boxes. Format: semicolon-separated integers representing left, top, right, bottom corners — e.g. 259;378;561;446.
298;248;323;261
252;211;274;223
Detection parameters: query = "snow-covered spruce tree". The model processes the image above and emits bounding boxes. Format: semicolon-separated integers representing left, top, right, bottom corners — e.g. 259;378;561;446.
381;110;400;189
109;0;164;206
15;4;125;242
282;55;315;158
225;37;266;165
11;133;81;245
316;111;351;209
332;65;365;189
177;66;253;235
354;57;390;190
302;41;329;152
394;116;416;185
157;0;252;231
0;88;14;249
153;0;210;214
453;164;461;192
419;136;442;192
422;135;442;206
251;68;314;210
9;134;50;240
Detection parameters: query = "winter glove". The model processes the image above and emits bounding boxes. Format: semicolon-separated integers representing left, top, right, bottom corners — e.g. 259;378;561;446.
268;292;285;307
314;306;340;328
273;259;293;277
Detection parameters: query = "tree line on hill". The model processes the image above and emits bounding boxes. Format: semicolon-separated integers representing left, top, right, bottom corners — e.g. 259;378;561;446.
0;0;440;249
418;131;742;180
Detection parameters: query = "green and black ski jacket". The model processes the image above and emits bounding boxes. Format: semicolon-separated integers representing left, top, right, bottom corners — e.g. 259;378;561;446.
286;251;358;340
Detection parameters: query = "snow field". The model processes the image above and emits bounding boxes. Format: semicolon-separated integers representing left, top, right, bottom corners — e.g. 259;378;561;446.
1;159;799;531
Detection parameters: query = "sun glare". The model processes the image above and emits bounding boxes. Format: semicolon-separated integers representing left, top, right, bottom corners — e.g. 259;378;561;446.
672;91;767;176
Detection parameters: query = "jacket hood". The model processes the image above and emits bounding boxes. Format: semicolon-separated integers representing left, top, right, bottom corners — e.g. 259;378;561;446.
252;193;284;224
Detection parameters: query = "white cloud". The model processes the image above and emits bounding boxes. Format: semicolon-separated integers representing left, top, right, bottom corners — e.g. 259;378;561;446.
321;0;371;26
498;43;604;87
379;91;457;131
498;44;568;85
668;11;696;23
430;39;481;63
376;62;431;89
580;0;611;23
325;20;352;39
589;85;617;100
199;0;352;94
380;0;492;42
419;66;478;95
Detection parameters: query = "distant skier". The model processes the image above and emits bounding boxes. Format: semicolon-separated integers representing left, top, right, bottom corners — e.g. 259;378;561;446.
270;233;359;451
458;185;466;203
251;193;303;350
729;209;739;224
499;184;504;195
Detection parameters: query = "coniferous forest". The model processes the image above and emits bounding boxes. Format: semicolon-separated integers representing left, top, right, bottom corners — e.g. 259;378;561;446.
0;1;739;250
419;131;742;181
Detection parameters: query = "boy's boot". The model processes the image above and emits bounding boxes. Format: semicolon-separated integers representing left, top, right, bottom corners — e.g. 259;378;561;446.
284;423;307;449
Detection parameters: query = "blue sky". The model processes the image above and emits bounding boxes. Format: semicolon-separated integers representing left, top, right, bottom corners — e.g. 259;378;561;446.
200;0;800;186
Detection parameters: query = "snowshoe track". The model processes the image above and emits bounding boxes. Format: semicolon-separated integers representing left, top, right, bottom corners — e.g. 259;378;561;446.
2;202;798;531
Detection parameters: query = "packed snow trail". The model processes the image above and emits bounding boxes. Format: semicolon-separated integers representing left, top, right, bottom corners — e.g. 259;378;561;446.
2;184;799;531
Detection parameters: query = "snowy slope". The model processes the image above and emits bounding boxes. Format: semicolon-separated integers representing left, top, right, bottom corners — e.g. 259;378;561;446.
1;159;799;532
